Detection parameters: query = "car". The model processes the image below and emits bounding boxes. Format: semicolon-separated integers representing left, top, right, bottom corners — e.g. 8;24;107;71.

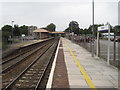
110;36;120;42
110;37;114;41
115;36;120;42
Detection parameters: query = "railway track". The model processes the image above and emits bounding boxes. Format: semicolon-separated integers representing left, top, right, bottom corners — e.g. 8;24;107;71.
2;39;52;73
2;38;59;89
2;38;53;63
37;47;56;89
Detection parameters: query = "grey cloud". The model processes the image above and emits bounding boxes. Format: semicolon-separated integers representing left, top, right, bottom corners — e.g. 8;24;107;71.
1;1;118;31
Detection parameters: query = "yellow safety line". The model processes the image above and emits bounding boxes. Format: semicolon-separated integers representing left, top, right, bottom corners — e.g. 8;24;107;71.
64;40;97;90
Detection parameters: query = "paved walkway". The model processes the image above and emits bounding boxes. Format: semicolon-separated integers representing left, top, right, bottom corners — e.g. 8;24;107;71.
62;38;118;89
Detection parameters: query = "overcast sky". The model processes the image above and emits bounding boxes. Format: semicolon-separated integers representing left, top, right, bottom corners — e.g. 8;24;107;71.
0;0;119;31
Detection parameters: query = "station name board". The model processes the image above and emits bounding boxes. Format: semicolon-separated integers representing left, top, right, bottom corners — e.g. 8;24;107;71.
98;25;109;31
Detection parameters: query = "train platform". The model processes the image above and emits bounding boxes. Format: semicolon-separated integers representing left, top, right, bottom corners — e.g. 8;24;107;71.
2;38;52;58
9;39;45;48
47;38;118;89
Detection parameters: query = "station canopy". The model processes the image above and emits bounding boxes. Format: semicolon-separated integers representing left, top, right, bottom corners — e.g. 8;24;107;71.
33;29;65;34
49;32;65;34
33;28;49;33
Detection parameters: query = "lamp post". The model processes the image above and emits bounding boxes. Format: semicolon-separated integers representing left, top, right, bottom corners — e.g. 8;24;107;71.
11;21;14;45
113;26;116;63
91;0;95;57
71;22;73;41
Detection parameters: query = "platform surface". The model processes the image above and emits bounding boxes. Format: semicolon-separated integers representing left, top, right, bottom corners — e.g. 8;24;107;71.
61;38;118;89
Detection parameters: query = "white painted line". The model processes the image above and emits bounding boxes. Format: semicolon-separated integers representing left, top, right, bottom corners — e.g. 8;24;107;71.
46;38;61;89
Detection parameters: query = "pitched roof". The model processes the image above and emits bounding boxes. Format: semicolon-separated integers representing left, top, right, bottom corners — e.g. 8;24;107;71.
33;28;49;33
49;32;65;34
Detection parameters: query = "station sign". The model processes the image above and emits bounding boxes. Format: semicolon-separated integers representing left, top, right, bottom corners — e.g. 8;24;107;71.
97;24;110;65
98;25;109;31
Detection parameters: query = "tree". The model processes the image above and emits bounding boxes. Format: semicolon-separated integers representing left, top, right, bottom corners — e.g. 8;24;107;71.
87;24;103;37
20;25;28;36
69;21;80;35
114;25;120;36
79;28;84;34
1;24;29;49
2;25;12;36
45;23;56;32
2;25;13;42
1;25;13;48
64;27;70;33
13;25;21;36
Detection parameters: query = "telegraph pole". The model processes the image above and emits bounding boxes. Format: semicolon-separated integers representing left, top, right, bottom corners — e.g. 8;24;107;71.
92;0;95;57
11;21;14;45
71;22;73;41
113;26;116;62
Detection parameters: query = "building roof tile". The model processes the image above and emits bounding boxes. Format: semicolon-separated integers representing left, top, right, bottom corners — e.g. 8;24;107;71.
33;28;49;33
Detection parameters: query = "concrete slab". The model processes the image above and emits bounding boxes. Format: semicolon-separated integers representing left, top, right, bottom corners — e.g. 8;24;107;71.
110;75;118;81
92;80;114;87
68;75;85;79
70;85;90;88
87;71;103;75
69;79;88;86
110;80;118;88
90;75;113;80
101;71;118;76
84;67;104;71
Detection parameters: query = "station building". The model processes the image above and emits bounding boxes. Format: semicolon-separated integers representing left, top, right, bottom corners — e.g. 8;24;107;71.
33;28;65;39
33;28;50;39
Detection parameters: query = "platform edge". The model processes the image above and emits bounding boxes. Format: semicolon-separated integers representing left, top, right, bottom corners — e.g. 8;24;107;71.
46;38;61;89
